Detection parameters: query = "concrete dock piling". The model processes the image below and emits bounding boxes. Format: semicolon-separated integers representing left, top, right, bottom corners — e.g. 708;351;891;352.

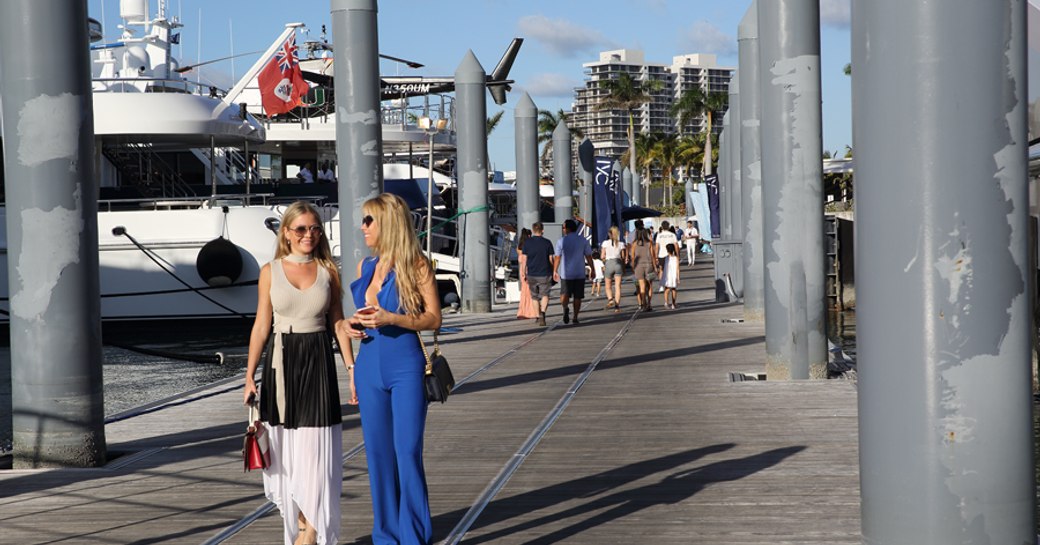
332;0;384;311
514;92;540;230
738;2;764;322
757;0;826;380
854;1;1036;542
0;0;106;468
456;51;491;313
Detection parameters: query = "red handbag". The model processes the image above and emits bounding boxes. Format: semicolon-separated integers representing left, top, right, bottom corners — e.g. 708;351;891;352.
243;401;270;471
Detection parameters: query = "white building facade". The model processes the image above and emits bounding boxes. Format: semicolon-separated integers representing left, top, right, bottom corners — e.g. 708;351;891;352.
570;49;734;182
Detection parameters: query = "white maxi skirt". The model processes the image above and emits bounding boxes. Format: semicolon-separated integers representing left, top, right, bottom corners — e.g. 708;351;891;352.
263;423;343;545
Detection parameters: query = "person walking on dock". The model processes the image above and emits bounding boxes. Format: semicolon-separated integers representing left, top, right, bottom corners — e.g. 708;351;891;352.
521;222;555;326
628;219;644;297
243;201;354;545
515;228;540;320
629;227;659;311
341;193;442;545
553;219;595;324
683;219;699;266
662;243;681;309
590;252;604;299
655;222;678;293
600;225;627;312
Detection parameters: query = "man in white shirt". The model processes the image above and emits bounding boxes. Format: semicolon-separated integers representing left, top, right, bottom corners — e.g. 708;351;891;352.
683;219;700;266
655;222;677;292
317;161;336;183
297;162;314;184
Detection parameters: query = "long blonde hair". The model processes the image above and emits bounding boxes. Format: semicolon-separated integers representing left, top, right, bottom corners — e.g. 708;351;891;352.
608;225;620;246
276;201;340;288
363;193;432;316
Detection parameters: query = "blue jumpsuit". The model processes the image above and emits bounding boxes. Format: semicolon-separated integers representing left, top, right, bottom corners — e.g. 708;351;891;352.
350;257;432;545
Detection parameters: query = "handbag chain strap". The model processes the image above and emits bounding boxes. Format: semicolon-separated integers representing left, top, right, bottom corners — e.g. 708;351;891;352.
417;327;441;376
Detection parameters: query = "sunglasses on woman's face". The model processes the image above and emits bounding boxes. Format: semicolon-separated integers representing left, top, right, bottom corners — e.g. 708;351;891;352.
290;224;323;236
361;215;375;227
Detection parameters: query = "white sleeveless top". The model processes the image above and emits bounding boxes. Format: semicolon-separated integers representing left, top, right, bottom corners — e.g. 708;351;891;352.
270;259;330;334
600;239;626;261
268;259;330;418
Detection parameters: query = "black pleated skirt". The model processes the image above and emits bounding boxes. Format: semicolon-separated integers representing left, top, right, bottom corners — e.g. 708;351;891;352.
259;331;343;428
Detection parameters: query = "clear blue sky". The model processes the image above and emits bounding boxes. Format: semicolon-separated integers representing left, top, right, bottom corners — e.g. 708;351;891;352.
88;0;853;171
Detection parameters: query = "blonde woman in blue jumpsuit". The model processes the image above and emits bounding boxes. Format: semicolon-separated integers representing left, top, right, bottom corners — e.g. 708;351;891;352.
340;193;442;545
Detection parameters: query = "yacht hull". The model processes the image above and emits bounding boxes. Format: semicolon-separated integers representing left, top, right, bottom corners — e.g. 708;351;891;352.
0;205;279;322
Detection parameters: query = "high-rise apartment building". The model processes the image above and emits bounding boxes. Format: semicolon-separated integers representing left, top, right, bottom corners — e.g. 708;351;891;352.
570;49;734;180
669;53;734;136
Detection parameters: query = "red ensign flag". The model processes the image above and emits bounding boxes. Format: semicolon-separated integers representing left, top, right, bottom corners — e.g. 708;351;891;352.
258;33;308;116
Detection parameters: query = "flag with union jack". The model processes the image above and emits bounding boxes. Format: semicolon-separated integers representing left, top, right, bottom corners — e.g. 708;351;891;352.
258;32;308;116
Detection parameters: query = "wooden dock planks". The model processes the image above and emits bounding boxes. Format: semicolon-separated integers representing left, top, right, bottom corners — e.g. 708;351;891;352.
0;258;861;544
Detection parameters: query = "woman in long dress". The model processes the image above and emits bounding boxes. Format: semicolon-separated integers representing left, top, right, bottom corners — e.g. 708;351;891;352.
340;193;442;545
516;228;539;319
243;201;356;545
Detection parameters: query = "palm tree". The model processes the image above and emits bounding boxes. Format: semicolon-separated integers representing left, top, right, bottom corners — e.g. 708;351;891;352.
649;133;684;207
621;132;661;203
536;109;584;175
596;72;664;182
671;87;728;178
486;110;504;136
675;135;704;206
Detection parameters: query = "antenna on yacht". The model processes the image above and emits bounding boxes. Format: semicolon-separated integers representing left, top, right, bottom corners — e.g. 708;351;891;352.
177;0;183;59
229;19;235;82
196;8;201;86
100;0;107;42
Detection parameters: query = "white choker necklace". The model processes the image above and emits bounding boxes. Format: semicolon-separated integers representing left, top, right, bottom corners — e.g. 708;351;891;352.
284;254;314;264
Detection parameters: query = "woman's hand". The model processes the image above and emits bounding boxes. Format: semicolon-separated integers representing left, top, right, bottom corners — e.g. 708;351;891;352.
243;379;258;405
355;305;394;329
338;318;367;339
347;370;359;405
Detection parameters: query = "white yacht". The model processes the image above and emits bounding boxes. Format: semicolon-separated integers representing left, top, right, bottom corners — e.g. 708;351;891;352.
0;2;522;323
0;0;276;324
227;24;524;306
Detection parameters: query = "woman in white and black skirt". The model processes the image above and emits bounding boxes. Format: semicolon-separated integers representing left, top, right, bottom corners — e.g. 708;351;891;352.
243;201;357;545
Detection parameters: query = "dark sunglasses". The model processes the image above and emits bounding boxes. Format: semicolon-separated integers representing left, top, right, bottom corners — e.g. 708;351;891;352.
290;224;323;236
361;215;375;227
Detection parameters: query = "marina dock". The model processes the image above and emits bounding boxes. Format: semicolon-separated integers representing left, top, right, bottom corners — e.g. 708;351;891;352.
0;259;861;544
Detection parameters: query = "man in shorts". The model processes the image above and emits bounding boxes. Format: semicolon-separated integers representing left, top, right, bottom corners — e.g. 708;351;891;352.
521;222;555;326
553;219;595;325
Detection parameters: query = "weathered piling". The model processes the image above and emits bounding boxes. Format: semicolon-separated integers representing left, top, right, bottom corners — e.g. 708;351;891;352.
552;121;573;223
728;78;742;246
854;1;1036;542
514;92;539;230
757;0;826;379
738;2;764;322
456;51;491;312
332;0;383;311
0;0;106;467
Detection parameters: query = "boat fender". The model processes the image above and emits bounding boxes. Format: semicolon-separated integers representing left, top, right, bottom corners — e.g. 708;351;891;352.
196;237;243;287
